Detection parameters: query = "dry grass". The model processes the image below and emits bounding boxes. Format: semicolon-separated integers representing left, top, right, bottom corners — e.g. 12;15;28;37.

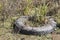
0;0;60;40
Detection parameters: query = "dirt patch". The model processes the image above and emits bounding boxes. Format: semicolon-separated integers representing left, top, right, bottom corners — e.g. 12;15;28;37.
52;34;60;40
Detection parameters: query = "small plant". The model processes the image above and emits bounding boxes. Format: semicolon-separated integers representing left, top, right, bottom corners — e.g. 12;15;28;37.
33;4;48;24
24;0;48;27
